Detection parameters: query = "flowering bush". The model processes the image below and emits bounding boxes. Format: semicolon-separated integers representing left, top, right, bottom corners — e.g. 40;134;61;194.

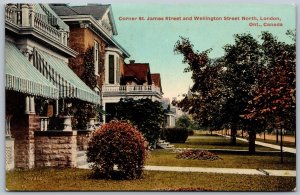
87;120;147;180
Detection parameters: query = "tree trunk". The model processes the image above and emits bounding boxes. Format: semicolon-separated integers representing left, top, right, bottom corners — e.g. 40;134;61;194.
276;128;279;143
248;129;256;154
230;125;237;146
280;126;283;163
295;130;296;147
264;131;265;141
242;129;244;138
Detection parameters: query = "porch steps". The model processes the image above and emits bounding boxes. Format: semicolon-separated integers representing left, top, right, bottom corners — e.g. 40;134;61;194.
156;139;175;149
76;150;88;167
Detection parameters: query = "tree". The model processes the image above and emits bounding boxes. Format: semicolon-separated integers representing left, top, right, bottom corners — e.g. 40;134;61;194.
176;115;191;129
243;31;296;152
114;98;165;147
221;33;262;146
173;38;228;132
174;34;262;146
174;31;295;153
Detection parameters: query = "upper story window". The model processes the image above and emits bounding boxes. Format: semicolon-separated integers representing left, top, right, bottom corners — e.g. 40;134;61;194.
94;41;99;75
105;48;122;85
109;55;115;84
116;57;120;84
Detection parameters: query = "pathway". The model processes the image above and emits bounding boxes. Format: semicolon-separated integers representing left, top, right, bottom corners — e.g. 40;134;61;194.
78;163;296;177
219;134;296;154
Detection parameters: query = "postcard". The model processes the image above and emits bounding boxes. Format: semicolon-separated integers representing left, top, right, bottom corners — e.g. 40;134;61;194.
5;2;296;191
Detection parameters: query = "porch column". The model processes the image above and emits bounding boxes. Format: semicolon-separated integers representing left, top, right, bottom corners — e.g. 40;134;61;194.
29;96;35;114
21;4;29;26
28;4;34;27
25;96;30;114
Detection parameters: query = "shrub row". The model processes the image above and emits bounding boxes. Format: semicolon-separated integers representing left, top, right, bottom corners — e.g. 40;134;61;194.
162;128;188;143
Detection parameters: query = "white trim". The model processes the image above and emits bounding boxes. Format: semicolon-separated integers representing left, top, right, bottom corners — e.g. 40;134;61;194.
59;15;130;58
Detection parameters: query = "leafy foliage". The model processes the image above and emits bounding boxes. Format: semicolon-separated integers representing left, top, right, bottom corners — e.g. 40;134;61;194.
244;31;296;132
175;115;191;128
173;31;295;152
163;127;188;143
114;98;165;147
87;120;147;180
73;100;98;129
82;47;97;89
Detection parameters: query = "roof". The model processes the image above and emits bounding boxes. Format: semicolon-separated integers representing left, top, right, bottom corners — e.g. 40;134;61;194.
5;41;58;99
35;49;100;104
71;4;110;20
35;4;70;31
124;63;150;83
151;73;162;88
49;4;117;35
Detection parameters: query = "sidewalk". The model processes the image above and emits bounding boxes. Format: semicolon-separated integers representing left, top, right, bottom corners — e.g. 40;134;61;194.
220;134;296;154
78;163;296;177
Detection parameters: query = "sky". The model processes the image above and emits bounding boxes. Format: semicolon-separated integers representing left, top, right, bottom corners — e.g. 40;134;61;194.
110;3;296;100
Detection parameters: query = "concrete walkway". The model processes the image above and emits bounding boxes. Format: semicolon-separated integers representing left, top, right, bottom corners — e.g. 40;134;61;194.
78;163;296;177
220;134;296;154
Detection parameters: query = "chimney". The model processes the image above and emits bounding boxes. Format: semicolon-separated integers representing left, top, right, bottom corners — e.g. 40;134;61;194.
129;60;135;64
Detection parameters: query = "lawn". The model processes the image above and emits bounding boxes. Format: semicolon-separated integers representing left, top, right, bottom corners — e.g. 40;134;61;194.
6;168;295;191
146;150;296;170
173;135;277;151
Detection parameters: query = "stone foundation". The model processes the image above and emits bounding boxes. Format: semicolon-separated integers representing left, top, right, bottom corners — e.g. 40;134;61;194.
11;114;39;169
5;137;15;170
76;130;93;151
35;131;77;168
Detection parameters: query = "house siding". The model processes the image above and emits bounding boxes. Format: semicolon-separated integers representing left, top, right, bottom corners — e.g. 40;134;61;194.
68;26;107;88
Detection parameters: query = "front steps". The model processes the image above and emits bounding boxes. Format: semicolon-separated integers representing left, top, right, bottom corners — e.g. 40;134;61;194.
156;139;175;149
77;150;88;167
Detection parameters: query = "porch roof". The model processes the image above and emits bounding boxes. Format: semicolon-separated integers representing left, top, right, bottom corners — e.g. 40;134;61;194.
5;41;59;99
35;49;100;104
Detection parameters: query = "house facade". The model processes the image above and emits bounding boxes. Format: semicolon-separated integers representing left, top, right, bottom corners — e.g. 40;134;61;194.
5;3;164;170
5;3;101;170
50;4;164;123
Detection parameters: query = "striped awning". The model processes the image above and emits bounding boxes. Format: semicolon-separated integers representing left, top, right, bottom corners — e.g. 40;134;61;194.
33;49;100;104
5;41;58;99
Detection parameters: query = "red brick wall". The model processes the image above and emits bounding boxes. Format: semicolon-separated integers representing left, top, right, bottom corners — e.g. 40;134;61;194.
68;25;107;88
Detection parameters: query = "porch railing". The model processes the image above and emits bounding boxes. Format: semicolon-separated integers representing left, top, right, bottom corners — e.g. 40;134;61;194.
40;117;49;131
102;85;162;94
5;4;66;45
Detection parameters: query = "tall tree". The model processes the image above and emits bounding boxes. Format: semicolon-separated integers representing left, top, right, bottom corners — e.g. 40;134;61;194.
114;98;165;147
244;31;296;152
221;33;262;145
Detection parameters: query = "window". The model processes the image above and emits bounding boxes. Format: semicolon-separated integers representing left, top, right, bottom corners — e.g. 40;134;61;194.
109;55;115;84
116;56;120;84
94;41;99;75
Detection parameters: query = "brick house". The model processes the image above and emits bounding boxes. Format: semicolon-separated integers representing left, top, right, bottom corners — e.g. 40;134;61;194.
5;4;101;170
50;4;164;123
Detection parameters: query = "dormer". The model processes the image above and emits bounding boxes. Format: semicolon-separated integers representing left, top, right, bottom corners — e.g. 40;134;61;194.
85;4;117;36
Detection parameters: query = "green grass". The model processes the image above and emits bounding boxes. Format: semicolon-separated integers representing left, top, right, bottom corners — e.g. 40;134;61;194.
173;135;277;151
146;150;296;170
6;168;295;191
255;138;296;148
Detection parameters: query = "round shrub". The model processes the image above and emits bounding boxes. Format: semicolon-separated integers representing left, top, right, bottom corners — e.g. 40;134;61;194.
87;120;147;180
163;127;189;143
